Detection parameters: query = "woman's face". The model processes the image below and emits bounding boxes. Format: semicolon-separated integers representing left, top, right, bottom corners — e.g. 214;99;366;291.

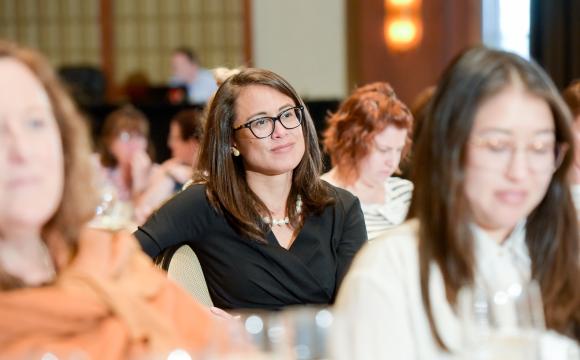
232;85;306;176
357;125;407;186
168;122;198;165
0;58;64;232
109;129;147;165
464;86;556;237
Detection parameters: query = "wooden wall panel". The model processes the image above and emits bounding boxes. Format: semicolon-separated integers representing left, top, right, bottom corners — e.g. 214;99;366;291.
348;0;482;104
0;0;101;67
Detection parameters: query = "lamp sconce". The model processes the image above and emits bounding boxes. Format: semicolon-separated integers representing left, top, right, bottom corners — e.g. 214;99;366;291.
384;0;423;52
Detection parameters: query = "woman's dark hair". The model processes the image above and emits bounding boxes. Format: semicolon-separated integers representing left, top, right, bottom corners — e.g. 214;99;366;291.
171;109;204;141
410;85;436;145
195;68;334;242
99;105;153;168
412;46;580;347
323;82;413;184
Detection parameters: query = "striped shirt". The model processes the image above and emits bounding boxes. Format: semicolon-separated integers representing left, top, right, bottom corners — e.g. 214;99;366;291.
361;177;413;240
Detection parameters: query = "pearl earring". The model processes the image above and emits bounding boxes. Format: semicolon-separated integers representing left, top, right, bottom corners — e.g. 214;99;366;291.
231;147;240;157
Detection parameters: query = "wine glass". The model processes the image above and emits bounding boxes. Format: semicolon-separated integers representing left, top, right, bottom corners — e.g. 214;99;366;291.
281;306;335;360
89;183;135;231
231;306;335;360
226;309;287;359
458;281;545;360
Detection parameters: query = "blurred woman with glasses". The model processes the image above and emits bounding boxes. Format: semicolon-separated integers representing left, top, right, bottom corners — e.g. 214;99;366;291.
322;82;414;240
333;47;580;358
135;68;367;313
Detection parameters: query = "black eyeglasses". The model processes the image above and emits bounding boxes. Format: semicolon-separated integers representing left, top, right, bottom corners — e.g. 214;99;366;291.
233;106;304;139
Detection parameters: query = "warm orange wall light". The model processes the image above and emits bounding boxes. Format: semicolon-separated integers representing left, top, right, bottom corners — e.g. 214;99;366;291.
386;0;419;9
384;0;423;52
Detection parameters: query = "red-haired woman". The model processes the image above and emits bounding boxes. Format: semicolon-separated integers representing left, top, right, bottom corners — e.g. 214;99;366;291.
322;82;414;239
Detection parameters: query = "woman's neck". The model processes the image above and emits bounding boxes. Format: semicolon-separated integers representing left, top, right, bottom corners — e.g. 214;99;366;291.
0;228;56;286
474;222;515;245
246;171;293;215
326;168;385;204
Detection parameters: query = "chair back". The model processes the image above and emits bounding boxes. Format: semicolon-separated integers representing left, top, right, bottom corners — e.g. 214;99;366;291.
156;244;214;307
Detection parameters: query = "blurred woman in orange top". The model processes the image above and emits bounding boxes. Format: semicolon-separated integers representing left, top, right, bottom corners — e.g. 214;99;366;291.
0;41;224;360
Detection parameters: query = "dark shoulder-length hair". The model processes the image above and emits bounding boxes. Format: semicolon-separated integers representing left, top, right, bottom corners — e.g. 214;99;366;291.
171;108;204;141
195;68;334;242
412;46;580;347
323;82;413;184
0;41;98;289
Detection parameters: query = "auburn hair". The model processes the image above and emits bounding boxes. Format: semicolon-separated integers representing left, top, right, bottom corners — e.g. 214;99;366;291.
562;80;580;117
323;82;413;184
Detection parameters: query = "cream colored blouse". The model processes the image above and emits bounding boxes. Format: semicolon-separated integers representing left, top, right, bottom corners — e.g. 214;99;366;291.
332;219;578;359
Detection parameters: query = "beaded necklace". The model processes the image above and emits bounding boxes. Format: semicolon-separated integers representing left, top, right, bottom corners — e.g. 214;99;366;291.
263;195;302;226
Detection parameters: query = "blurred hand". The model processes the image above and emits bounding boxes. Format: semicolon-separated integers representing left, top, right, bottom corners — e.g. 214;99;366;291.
130;150;152;195
162;158;193;184
210;307;241;322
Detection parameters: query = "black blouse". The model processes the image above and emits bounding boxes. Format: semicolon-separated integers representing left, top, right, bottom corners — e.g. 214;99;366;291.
135;183;367;310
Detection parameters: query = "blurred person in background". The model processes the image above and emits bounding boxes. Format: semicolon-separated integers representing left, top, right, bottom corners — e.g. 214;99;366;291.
0;41;224;359
170;47;218;104
322;82;414;239
95;105;157;209
135;109;204;223
136;68;367;313
334;47;580;359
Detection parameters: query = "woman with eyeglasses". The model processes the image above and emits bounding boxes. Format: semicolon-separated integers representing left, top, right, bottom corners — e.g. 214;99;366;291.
333;47;580;358
135;68;367;312
322;82;414;240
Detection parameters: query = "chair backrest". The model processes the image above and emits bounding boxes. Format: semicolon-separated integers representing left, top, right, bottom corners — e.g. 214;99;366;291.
156;244;213;307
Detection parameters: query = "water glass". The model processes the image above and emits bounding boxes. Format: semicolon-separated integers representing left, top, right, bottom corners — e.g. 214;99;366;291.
458;281;545;360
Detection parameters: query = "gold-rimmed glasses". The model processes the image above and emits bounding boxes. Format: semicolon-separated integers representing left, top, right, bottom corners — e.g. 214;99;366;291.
469;136;568;174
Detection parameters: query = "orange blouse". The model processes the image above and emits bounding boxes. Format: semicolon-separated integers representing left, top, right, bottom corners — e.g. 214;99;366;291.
0;228;222;360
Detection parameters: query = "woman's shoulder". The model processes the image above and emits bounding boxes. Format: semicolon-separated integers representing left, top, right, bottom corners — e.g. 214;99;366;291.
351;219;420;273
151;182;212;218
168;182;207;202
386;176;413;193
